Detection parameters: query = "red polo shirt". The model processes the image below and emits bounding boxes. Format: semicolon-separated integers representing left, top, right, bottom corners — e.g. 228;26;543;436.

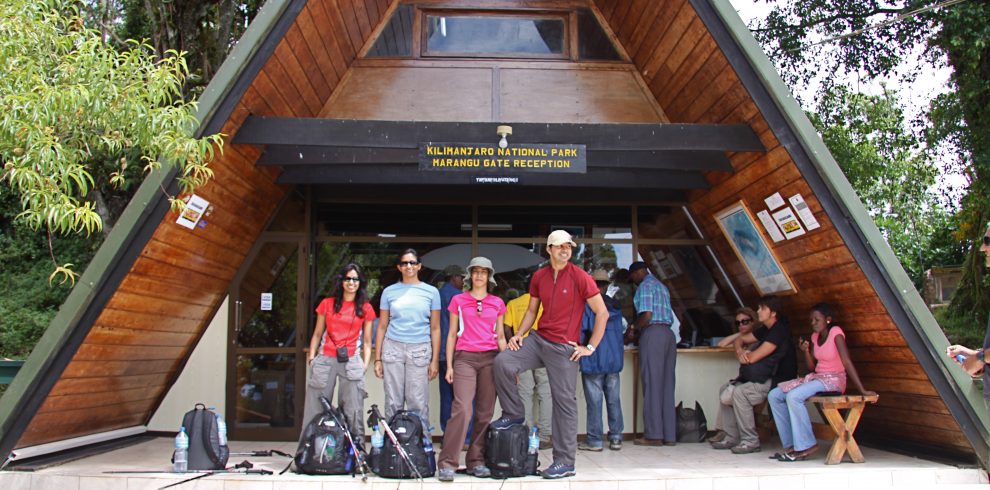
529;262;599;344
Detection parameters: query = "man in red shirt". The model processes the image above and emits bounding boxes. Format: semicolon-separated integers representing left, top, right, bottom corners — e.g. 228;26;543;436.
492;230;609;479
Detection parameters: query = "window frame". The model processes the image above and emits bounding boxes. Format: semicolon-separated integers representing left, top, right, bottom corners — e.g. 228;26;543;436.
419;9;571;60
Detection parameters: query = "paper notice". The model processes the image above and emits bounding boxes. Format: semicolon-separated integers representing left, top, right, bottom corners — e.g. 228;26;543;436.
789;194;821;230
176;194;209;230
261;293;273;311
772;206;806;239
764;192;786;210
757;210;785;243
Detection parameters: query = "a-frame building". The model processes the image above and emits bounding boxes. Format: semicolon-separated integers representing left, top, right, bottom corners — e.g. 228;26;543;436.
2;0;986;469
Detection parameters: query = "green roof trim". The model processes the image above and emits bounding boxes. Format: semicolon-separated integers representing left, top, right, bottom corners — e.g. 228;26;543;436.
707;0;989;465
0;0;295;463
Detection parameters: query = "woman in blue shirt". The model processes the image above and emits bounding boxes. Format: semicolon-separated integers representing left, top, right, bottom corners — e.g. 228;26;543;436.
374;249;442;425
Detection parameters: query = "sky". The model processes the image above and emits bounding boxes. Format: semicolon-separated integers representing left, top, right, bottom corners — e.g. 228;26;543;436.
727;0;962;205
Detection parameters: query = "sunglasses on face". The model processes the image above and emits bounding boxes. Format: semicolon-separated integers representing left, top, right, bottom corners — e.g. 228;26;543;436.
399;261;420;267
342;277;360;283
983;235;990;246
735;318;753;326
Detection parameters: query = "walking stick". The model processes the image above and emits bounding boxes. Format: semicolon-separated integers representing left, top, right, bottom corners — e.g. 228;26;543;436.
368;404;423;481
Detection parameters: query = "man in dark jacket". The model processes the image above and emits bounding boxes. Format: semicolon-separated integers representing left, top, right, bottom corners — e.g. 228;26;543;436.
578;269;626;451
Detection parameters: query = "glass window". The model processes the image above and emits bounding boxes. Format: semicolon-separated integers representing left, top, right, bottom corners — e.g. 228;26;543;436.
577;9;621;61
638;205;701;240
424;14;566;58
234;354;296;428
367;4;414;57
237;242;298;348
476;205;630;238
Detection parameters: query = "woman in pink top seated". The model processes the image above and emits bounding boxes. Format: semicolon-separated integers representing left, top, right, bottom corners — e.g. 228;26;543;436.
768;303;874;461
436;257;507;481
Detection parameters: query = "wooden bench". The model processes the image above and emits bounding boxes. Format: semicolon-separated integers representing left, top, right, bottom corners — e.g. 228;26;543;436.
808;394;879;464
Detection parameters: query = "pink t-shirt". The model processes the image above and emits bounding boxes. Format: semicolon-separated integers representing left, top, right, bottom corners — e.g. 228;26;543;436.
448;292;506;352
812;326;846;374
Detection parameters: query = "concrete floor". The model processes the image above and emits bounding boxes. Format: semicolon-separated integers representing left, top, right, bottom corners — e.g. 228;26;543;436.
0;437;986;490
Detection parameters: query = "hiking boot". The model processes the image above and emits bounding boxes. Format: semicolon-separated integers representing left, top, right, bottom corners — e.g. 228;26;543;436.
437;468;455;482
578;442;603;452
491;416;525;430
541;462;576;479
471;465;491;478
609;439;622;451
708;430;727;443
730;442;761;454
539;439;553;450
710;440;737;450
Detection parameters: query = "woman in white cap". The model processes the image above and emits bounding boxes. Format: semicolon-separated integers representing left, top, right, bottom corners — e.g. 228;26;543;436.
436;257;507;481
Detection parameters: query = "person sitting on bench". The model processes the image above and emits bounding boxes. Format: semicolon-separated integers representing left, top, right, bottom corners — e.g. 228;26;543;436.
768;302;875;462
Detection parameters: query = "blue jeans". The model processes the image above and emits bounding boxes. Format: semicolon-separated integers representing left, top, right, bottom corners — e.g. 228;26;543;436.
768;379;826;452
582;372;623;447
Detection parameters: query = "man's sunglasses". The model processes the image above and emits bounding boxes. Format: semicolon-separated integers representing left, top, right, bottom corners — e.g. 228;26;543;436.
734;318;753;326
399;260;420;266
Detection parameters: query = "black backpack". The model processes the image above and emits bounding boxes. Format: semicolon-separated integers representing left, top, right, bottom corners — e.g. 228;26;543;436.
293;401;356;475
485;422;538;478
177;404;229;471
371;410;435;479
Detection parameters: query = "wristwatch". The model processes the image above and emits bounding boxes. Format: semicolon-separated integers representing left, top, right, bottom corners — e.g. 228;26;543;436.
586;344;596;353
978;350;986;362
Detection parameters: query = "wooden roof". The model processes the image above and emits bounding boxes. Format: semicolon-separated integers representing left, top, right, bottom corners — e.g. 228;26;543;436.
1;0;986;469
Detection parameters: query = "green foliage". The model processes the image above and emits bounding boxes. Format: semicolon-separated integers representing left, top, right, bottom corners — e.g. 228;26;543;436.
934;306;987;349
0;0;223;282
809;86;955;285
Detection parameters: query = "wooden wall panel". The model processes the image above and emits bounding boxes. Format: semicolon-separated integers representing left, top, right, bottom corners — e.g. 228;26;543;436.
17;0;392;449
592;0;968;458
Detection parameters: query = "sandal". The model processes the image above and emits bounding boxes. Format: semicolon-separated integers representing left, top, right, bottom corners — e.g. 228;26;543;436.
769;448;793;460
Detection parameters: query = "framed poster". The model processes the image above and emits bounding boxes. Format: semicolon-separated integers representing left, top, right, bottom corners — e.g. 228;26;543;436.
714;201;796;296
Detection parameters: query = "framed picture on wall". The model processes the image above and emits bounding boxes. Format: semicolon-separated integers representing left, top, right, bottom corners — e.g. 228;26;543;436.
714;201;796;296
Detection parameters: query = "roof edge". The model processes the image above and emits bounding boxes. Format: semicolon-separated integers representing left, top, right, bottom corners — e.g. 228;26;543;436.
700;0;989;466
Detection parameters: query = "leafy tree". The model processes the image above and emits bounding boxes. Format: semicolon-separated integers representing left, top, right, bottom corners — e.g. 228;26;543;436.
0;0;223;284
750;0;990;328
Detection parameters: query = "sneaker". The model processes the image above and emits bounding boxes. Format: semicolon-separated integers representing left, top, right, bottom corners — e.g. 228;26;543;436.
490;416;525;430
730;442;761;454
541;462;576;479
471;465;491;478
437;468;455;482
711;440;738;450
609;439;622;451
578;442;603;452
539;440;553;450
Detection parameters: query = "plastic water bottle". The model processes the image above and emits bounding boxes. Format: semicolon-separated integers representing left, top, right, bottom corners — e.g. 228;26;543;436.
422;425;435;453
528;426;539;454
216;412;228;446
371;425;384;455
956;354;968;363
174;427;189;473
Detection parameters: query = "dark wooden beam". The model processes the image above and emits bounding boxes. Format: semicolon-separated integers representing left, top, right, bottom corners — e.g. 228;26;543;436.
257;146;733;172
309;184;688;203
233;116;766;152
276;165;709;189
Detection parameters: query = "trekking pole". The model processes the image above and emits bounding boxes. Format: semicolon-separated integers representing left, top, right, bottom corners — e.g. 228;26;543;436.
321;396;370;482
229;449;291;457
368;404;423;481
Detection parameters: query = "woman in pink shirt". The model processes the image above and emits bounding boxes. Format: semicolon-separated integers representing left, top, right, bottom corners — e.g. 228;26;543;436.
436;257;507;481
768;303;874;461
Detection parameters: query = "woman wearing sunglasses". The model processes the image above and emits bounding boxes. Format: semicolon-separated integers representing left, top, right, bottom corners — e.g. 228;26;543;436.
768;303;874;461
708;307;761;445
375;249;442;425
436;257;507;481
303;263;376;445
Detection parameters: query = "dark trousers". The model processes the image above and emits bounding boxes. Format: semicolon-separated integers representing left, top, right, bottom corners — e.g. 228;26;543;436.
438;350;498;470
439;362;473;443
494;333;579;466
640;324;677;440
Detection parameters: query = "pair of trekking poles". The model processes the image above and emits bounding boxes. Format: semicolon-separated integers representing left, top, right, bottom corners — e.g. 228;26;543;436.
366;403;426;481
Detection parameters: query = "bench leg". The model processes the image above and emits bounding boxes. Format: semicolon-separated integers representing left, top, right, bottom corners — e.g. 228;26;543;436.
821;405;867;464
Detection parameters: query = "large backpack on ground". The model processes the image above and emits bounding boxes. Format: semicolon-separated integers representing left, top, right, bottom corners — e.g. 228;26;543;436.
370;410;435;478
293;401;356;475
178;404;229;471
484;422;538;478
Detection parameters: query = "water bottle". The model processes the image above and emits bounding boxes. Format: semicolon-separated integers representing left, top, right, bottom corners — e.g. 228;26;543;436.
422;425;435;453
216;412;228;446
371;425;384;455
174;427;189;473
956;354;968;363
528;426;539;454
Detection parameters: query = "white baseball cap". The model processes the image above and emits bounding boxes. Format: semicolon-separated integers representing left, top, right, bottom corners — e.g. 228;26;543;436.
547;230;577;247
